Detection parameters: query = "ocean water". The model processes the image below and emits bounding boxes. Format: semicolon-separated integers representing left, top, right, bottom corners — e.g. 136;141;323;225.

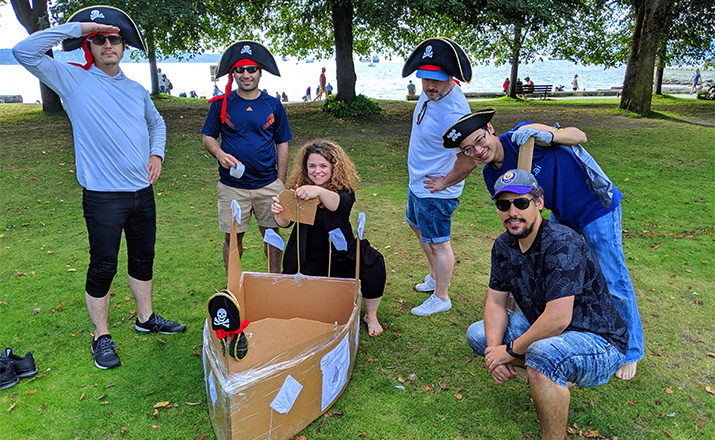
0;57;703;104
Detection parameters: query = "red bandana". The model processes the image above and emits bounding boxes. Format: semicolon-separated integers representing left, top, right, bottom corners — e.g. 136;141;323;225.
214;319;250;340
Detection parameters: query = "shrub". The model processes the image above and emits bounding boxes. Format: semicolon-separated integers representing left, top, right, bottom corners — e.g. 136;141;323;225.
322;94;382;118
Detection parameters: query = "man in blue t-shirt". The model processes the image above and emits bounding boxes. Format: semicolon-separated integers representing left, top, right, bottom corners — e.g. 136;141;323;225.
429;109;643;381
690;68;701;94
467;169;628;440
202;41;292;273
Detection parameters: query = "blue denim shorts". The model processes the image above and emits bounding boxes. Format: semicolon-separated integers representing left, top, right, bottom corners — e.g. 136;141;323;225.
404;190;459;243
467;312;624;388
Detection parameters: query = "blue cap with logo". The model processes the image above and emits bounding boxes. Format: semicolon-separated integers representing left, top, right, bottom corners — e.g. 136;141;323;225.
492;169;540;199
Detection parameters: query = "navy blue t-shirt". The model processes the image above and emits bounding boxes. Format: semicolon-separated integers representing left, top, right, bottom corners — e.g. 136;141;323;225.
483;122;622;232
202;90;292;189
490;220;629;354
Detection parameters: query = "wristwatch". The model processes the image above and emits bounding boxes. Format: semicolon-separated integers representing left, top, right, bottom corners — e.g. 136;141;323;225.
506;341;525;360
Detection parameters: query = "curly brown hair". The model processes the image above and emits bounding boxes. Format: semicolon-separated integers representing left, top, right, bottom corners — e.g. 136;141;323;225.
287;139;359;192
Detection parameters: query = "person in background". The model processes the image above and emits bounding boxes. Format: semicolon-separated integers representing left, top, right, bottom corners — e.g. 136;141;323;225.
201;40;292;274
157;67;164;93
190;90;198;98
303;86;312;101
467;169;628;440
316;67;327;100
272;140;386;336
161;73;172;95
326;83;334;95
523;76;534;93
502;77;510;93
430;109;644;380
407;80;417;96
515;77;524;98
400;37;472;316
571;74;579;91
213;83;221;97
282;91;288;102
13;5;186;370
690;68;701;94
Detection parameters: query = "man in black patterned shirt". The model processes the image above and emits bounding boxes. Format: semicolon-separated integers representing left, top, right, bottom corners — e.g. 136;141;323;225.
466;169;628;440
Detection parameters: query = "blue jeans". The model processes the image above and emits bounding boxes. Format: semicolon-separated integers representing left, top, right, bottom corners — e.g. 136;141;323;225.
404;190;459;243
83;186;156;297
467;313;624;388
551;206;644;364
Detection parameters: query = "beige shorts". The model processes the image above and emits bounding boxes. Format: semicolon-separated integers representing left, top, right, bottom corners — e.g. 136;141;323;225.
217;179;284;233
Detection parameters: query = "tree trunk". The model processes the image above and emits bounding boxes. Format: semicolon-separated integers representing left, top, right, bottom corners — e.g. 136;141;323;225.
331;0;356;104
508;24;522;99
11;0;64;113
619;0;674;114
654;41;666;95
147;34;160;96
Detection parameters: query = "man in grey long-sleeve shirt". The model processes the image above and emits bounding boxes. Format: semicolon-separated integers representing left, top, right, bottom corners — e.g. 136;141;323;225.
13;6;185;370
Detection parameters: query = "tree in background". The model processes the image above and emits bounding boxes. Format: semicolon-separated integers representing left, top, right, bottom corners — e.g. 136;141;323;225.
9;0;63;113
50;0;228;96
443;0;589;98
654;0;715;95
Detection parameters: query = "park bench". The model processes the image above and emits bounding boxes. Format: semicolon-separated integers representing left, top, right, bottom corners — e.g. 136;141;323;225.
515;84;552;99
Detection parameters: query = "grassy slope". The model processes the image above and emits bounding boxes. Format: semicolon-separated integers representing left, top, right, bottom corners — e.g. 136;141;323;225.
0;96;713;440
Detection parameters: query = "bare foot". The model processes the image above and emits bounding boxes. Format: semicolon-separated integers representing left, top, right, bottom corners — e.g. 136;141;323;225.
363;315;384;337
615;362;637;380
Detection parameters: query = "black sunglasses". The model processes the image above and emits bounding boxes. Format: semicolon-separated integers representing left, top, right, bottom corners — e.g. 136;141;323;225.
495;197;534;212
233;66;259;74
87;35;123;46
416;100;428;125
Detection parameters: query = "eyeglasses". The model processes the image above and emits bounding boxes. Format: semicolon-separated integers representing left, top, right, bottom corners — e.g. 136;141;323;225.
460;130;489;156
416;101;428;125
495;197;534;212
233;66;259;74
87;35;123;46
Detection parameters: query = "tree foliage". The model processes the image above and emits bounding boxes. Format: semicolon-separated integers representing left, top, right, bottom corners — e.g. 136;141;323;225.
50;0;230;95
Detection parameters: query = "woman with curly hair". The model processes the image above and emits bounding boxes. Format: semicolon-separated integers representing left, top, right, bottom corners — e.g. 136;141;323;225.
272;140;385;336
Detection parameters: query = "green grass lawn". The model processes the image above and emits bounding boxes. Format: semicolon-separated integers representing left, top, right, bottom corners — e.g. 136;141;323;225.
0;96;713;440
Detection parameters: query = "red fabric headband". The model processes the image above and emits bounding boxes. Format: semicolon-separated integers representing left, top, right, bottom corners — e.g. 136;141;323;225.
69;31;120;70
207;59;263;124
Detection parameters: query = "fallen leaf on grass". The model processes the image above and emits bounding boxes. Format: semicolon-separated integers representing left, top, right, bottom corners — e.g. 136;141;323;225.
663;430;672;438
152;425;161;429
425;385;435;393
98;393;107;400
665;387;673;394
185;401;202;406
454;393;463;400
295;436;307;440
324;410;344;418
32;308;41;315
195;435;208;440
157;338;166;344
121;427;127;435
705;386;715;394
154;401;170;408
153;409;159;416
438;381;449;391
26;389;37;394
6;403;16;412
79;392;85;400
627;400;636;406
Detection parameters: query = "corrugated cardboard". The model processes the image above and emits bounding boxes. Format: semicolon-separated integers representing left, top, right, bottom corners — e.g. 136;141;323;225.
203;211;361;440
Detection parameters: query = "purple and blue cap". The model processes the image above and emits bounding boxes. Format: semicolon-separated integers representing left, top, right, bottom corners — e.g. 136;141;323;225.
492;169;540;199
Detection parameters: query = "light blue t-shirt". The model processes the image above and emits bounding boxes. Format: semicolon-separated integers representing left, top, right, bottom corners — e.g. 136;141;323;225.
13;23;166;192
407;84;470;199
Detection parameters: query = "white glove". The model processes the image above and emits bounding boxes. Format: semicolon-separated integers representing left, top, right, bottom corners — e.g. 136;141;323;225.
511;128;554;146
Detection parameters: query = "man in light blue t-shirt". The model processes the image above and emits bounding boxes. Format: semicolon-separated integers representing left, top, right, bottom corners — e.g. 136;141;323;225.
13;6;185;370
400;38;472;316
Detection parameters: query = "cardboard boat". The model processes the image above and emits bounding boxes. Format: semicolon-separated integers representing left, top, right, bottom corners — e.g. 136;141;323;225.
203;195;361;440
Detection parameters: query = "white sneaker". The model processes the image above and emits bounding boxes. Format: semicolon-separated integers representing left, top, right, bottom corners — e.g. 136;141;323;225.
414;274;436;292
411;294;452;316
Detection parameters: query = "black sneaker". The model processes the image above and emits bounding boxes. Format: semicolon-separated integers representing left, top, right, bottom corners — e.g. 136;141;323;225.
0;359;19;390
135;312;186;334
91;335;121;370
1;348;38;378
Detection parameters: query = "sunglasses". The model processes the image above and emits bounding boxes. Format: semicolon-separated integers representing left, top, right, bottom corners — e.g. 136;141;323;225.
416;100;428;125
495;197;534;212
87;35;123;46
233;66;259;74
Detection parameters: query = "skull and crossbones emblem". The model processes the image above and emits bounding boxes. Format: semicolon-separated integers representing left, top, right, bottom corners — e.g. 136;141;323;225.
447;129;461;142
213;308;230;328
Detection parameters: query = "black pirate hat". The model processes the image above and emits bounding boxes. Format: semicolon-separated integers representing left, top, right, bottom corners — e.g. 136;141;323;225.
62;6;146;52
402;37;472;83
442;109;496;148
213;40;280;80
207;289;249;360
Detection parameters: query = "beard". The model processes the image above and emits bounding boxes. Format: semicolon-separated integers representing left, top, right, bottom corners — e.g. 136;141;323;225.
505;217;535;239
